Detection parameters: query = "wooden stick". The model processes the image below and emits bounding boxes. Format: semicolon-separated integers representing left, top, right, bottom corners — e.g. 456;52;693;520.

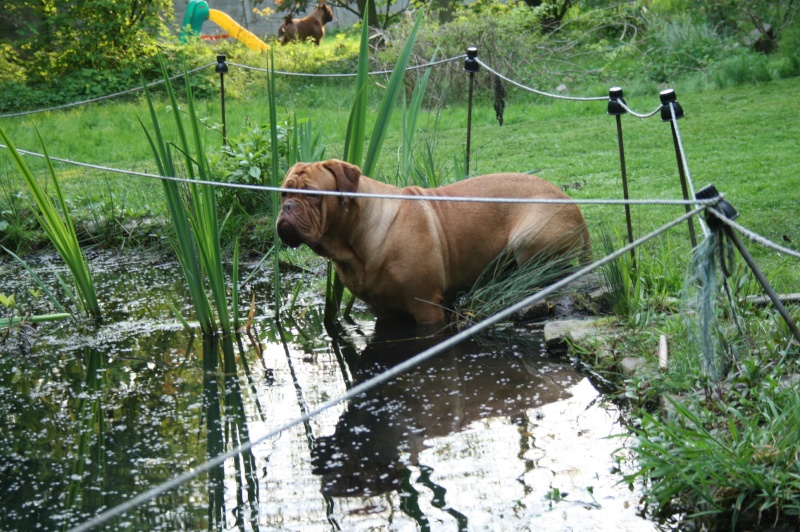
658;334;668;371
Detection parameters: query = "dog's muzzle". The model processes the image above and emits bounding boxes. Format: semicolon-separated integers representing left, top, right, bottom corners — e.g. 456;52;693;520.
276;201;305;248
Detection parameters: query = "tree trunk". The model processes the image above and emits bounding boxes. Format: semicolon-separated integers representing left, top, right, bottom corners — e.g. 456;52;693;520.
357;0;379;27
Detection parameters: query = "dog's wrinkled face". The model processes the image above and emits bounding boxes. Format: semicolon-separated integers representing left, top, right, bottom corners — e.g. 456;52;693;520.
276;160;360;250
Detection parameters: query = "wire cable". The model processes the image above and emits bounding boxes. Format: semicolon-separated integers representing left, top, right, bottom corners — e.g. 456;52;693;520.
0;143;718;207
618;100;663;119
668;102;709;237
707;209;800;260
0;64;216;119
475;58;607;102
229;54;465;78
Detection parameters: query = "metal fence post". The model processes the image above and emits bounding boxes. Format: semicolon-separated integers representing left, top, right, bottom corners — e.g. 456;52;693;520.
216;55;228;146
464;47;479;176
608;87;635;265
660;88;697;247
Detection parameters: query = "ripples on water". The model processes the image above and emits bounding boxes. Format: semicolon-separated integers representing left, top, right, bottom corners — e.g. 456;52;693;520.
0;250;652;530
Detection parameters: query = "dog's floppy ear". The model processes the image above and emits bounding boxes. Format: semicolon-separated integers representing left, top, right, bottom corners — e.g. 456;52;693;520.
322;159;361;195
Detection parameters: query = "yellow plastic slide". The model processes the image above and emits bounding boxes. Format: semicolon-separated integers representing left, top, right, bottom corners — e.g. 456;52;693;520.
208;9;269;51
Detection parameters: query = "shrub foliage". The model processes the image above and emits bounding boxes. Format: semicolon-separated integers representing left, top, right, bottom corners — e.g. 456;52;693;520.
0;0;175;111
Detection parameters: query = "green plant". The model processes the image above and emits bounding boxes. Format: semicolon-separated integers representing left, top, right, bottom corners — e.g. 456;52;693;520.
0;0;183;113
627;386;800;529
399;54;436;184
453;244;582;327
0;126;101;320
140;58;231;336
4;0;173;82
0;293;15;331
2;245;70;315
644;13;738;82
599;228;650;330
286;114;326;167
265;50;284;325
711;52;773;88
546;485;566;505
65;347;106;512
0;282;70;330
323;8;424;326
213;120;288;214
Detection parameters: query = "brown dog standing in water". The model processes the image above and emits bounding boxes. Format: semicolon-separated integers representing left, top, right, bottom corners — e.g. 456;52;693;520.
278;4;334;45
276;159;592;325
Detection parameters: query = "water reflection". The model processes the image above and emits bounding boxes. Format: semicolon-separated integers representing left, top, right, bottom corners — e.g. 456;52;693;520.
313;321;579;502
0;250;651;530
205;334;260;530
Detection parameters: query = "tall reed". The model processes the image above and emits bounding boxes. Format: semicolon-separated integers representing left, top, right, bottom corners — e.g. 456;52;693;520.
0;126;101;320
266;51;283;322
287;114;326;167
400;54;436;183
362;13;423;177
139;58;231;336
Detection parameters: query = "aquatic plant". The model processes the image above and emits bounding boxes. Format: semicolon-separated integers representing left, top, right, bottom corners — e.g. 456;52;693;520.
361;13;423;178
0;126;101;320
0;311;71;328
266;51;283;323
139;58;230;336
286;114;326;167
454;241;584;326
3;245;70;314
232;238;241;332
598;228;648;329
399;54;435;185
66;348;106;513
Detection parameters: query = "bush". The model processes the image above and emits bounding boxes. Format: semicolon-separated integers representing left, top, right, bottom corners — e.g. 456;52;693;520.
210;120;288;216
711;52;773;88
774;23;800;76
379;1;568;104
642;13;740;82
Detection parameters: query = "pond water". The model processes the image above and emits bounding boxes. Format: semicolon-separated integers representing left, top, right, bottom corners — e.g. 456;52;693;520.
0;250;654;530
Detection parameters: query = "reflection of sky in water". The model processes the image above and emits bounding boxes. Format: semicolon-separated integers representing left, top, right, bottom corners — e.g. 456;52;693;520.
244;326;653;530
0;250;652;530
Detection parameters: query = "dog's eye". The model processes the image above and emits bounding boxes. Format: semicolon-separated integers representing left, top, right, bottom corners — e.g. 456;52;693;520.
280;191;287;198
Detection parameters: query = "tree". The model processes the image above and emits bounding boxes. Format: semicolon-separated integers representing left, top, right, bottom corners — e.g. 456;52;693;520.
2;0;174;82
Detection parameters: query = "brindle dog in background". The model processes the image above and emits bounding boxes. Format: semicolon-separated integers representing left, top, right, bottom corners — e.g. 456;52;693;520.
278;3;334;45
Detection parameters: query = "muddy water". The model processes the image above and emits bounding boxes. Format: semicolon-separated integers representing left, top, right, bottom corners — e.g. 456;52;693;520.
0;250;653;530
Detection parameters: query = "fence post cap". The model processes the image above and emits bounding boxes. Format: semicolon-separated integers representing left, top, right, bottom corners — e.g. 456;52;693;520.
215;55;228;74
608;86;626;116
659;88;684;121
696;184;739;229
464;47;479;73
